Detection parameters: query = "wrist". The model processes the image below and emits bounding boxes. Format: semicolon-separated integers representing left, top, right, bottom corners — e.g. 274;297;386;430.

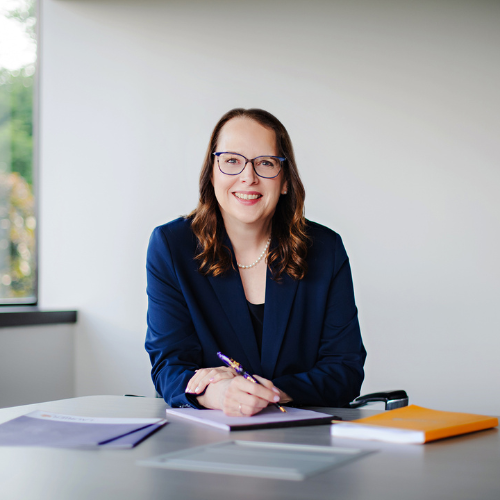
185;392;206;409
195;393;208;409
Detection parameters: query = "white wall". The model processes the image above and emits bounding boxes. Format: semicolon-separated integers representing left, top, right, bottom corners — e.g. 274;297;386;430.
38;0;500;414
0;324;74;408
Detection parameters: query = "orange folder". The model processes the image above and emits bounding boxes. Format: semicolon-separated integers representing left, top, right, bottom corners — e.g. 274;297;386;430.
331;405;498;444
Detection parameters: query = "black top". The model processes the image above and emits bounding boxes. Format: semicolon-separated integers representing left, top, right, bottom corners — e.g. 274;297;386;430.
247;301;265;355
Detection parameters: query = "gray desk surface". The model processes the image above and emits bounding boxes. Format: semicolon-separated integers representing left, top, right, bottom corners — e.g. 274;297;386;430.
0;395;498;500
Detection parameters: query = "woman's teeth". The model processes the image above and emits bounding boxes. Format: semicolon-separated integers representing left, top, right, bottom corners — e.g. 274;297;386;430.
234;193;261;200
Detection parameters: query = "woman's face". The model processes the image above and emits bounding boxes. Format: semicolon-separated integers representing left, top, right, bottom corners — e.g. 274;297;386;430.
212;117;287;230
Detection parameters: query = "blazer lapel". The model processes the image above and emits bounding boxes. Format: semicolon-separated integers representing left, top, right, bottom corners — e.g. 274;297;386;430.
207;243;262;375
261;269;299;379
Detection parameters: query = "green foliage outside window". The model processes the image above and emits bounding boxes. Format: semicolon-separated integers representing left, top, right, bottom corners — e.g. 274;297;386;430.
0;0;36;302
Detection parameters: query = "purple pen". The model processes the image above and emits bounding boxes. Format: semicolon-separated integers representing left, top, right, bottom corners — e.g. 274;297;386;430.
217;352;287;413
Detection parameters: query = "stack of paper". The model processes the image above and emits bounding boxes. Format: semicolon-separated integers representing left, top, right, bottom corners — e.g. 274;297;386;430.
0;411;167;448
331;405;498;444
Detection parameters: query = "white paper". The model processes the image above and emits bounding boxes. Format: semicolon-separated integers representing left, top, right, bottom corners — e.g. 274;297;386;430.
331;422;425;444
27;411;164;425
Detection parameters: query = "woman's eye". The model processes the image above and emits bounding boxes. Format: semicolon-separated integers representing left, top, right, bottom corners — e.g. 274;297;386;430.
258;158;277;168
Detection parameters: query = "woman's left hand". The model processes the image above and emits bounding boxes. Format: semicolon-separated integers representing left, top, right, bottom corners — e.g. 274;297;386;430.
185;366;236;395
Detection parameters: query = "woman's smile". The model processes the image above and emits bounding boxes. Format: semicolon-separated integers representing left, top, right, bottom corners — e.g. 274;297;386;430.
233;191;262;203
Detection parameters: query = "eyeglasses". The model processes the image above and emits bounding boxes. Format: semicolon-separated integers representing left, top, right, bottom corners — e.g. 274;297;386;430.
213;152;285;179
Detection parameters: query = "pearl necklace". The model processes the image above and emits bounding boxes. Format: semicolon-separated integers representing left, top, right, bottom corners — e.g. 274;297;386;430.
237;238;271;269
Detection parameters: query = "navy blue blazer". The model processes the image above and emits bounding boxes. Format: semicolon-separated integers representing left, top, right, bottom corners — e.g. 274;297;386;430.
145;217;366;408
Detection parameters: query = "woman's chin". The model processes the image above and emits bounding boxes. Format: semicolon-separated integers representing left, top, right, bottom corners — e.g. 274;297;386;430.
220;208;268;227
234;213;272;227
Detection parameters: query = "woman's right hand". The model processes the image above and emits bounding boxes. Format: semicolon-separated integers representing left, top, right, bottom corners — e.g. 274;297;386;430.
197;375;281;416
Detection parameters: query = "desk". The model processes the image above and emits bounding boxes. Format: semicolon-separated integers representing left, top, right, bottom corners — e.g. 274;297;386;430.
0;396;498;500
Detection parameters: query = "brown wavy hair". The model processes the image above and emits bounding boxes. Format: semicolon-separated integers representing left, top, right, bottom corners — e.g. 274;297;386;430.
189;108;309;280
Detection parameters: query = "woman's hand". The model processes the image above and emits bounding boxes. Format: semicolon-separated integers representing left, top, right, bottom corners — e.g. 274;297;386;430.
197;374;281;416
185;366;236;395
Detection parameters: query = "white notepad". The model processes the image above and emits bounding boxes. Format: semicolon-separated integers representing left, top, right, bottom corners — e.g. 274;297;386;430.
166;406;334;431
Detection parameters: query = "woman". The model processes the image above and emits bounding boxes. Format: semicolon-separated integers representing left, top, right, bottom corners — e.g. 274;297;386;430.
145;108;366;416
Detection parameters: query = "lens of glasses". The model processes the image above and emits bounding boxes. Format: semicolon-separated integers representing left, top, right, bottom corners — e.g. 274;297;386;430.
217;153;281;178
253;156;281;177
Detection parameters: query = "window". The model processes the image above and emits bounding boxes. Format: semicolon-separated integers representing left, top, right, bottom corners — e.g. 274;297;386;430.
0;0;37;304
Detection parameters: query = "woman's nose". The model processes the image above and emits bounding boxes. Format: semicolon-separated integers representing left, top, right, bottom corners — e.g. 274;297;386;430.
239;160;258;183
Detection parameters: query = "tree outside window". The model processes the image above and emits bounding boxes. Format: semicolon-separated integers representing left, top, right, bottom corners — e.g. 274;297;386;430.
0;0;37;303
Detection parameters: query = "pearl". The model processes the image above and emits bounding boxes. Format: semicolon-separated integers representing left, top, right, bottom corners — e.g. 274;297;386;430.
237;238;271;270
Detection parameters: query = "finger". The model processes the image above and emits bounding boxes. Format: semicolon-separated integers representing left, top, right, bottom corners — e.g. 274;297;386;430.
223;380;278;416
252;374;273;388
186;367;236;393
188;370;215;394
185;369;210;393
253;375;280;394
233;376;280;403
240;402;269;416
253;375;281;400
209;371;236;384
239;393;270;413
222;393;270;417
192;371;234;394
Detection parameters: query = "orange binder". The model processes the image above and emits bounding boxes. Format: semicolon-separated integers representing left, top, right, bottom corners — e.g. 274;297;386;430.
331;405;498;444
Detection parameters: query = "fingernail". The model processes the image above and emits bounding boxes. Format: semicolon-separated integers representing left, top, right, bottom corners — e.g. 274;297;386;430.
273;395;280;402
185;387;191;393
209;377;214;382
272;387;280;394
195;386;200;394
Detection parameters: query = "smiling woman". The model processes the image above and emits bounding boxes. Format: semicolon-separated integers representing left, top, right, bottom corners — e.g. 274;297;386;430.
145;108;366;417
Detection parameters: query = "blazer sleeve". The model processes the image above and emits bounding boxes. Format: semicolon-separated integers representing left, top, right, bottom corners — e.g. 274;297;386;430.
145;226;204;408
272;234;366;407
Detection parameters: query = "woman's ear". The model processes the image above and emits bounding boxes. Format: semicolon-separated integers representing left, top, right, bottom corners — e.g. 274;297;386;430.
281;181;288;195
